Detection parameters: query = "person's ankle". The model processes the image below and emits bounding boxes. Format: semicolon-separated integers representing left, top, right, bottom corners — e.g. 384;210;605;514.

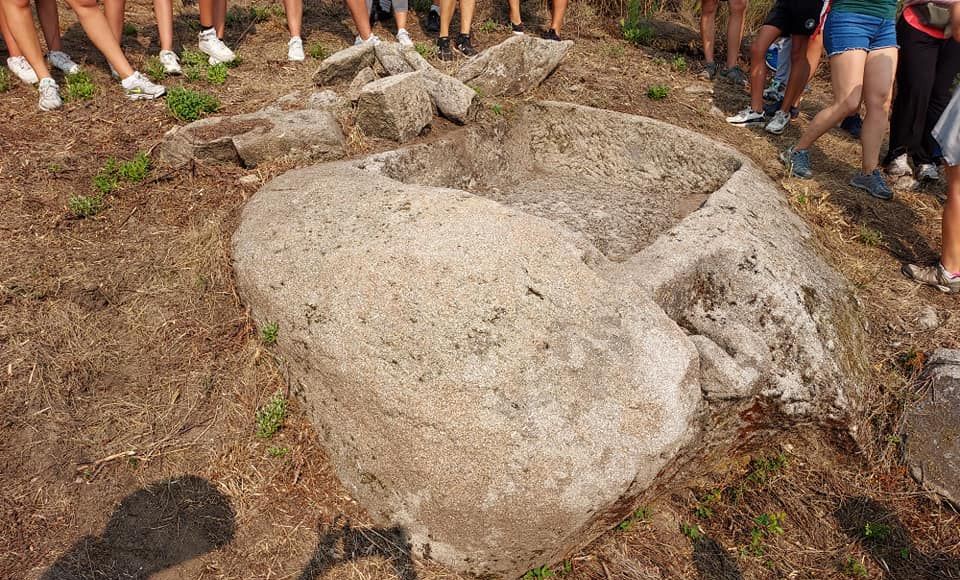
940;262;960;278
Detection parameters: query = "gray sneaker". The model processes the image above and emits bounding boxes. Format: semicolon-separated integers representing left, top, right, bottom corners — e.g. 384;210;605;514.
723;65;748;87
851;169;893;200
780;147;812;179
902;262;960;293
698;62;718;81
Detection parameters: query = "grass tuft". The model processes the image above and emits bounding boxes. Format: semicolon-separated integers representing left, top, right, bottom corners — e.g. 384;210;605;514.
69;195;104;218
308;42;328;60
255;390;287;438
415;41;437;59
64;71;96;101
166;87;220;121
260;321;279;345
647;85;669;100
143;57;166;82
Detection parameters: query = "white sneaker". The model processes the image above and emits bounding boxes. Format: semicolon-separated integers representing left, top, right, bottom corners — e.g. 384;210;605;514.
47;51;80;74
887;153;911;177
198;28;236;65
726;108;765;127
765;110;790;135
37;77;62;111
287;36;305;61
396;28;413;48
917;163;941;182
121;71;166;100
354;34;382;46
7;56;38;84
159;50;182;74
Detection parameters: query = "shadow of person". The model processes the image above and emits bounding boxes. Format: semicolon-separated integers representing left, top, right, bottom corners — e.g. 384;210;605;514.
298;517;417;580
692;535;744;580
41;475;235;580
836;496;960;580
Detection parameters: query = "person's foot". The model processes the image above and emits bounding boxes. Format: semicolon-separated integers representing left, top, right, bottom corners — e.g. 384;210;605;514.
541;28;561;41
47;51;80;74
37;77;62;111
511;21;525;35
763;79;784;102
722;65;748;87
438;36;454;61
917;163;941;182
851;169;893;200
886;153;911;177
397;28;414;48
288;36;305;61
765;110;790;135
426;7;440;33
6;56;39;84
159;50;182;74
840;114;862;139
902;262;960;293
122;71;166;100
726;107;765;127
762;100;798;118
198;28;236;65
456;33;477;56
698;61;718;81
781;146;813;179
354;33;382;46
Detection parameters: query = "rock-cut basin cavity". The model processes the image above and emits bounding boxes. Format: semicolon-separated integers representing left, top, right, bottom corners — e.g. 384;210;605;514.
367;102;740;262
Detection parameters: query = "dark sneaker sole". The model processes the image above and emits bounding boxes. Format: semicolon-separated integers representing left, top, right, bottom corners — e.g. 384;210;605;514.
126;90;166;101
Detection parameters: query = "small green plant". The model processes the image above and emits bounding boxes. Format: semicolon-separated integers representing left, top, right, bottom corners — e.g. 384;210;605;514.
69;194;104;218
744;512;786;557
617;506;651;531
0;66;10;93
671;55;687;72
647;85;670;100
180;49;208;81
308;42;328;60
64;71;96;101
207;62;229;85
603;42;626;58
260;321;279;345
491;103;503;115
93;158;120;194
843;556;868;578
144;57;166;82
122;22;138;36
621;0;655;46
255;389;287;438
415;41;437;59
48;163;63;174
268;445;290;458
479;19;498;33
863;522;891;541
899;547;910;560
858;225;882;247
166;87;220;121
522;565;554;579
117;152;151;183
794;191;809;205
680;522;702;541
747;453;788;486
695;489;722;519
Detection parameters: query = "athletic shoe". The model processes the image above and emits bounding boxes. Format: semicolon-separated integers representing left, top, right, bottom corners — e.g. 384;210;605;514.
122;71;166;100
438;36;454;61
511;21;525;35
288;36;305;61
37;77;62;111
762;100;798;119
886;153;911;177
698;62;718;81
763;79;784;102
781;147;813;179
723;65;748;87
765;44;779;72
840;114;862;138
426;7;440;33
902;262;960;293
726;108;765;127
917;163;940;182
198;28;236;65
47;51;80;74
396;28;413;47
851;169;893;200
353;33;382;46
542;28;561;41
456;33;477;56
6;56;38;84
765;110;790;135
159;50;182;74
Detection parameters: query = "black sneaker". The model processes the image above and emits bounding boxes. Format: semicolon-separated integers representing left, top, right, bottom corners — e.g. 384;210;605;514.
456;33;476;56
840;114;862;139
511;21;525;35
542;28;561;41
426;8;440;34
438;36;454;61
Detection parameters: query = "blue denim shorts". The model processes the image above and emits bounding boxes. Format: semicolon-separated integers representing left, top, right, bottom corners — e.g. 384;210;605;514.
823;10;898;56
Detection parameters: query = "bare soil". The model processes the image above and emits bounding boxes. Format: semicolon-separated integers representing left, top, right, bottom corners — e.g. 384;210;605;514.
2;1;959;579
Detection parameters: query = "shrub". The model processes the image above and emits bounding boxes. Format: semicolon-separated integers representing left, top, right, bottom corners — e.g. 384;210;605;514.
647;85;670;100
167;87;220;121
255;390;287;438
621;0;655;45
69;195;104;218
308;42;328;60
64;71;96;101
207;62;229;85
118;152;151;183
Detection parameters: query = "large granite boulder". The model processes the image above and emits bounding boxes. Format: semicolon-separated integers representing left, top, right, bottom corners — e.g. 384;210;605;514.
457;35;573;97
232;102;868;577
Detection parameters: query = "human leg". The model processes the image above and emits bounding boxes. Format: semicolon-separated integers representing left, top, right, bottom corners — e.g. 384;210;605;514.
283;0;302;37
750;25;782;110
885;17;936;168
918;38;960;167
700;0;718;65
725;0;748;70
548;0;567;35
795;50;866;151
860;47;898;174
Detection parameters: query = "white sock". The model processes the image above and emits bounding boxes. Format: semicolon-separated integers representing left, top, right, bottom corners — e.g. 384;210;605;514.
430;5;439;13
200;27;217;38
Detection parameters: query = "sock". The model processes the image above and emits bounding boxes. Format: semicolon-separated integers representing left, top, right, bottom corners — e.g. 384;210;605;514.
430;5;439;13
940;263;960;279
200;27;217;38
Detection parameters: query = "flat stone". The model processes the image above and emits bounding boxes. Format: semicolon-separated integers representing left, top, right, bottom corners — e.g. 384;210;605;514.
684;84;714;95
348;67;377;102
356;71;432;142
457;35;573;97
416;67;478;124
918;306;939;331
313;43;376;86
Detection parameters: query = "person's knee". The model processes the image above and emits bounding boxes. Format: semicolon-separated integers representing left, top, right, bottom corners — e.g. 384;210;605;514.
701;0;718;17
68;0;98;10
729;0;747;14
839;93;863;116
864;91;892;115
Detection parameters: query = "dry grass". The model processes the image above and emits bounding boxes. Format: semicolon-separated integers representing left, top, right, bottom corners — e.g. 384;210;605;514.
2;0;960;579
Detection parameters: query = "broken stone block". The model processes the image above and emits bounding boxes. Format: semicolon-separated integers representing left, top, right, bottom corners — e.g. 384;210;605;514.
356;71;432;142
457;35;573;97
417;67;478;124
313;43;376;86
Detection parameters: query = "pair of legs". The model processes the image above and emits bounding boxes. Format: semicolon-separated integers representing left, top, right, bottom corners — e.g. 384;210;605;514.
701;0;748;69
747;26;819;113
439;0;474;39
0;0;65;58
367;0;409;34
344;0;373;40
103;0;175;53
795;47;897;174
507;0;567;35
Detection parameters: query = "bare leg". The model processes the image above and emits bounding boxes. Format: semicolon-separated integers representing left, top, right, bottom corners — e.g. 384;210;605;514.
749;25;782;110
507;0;519;25
1;0;52;77
64;0;135;78
943;165;960;273
283;0;302;37
213;0;226;37
0;4;22;56
796;50;867;150
345;0;372;39
199;0;215;28
104;0;124;41
35;0;64;51
395;10;406;30
153;0;174;51
726;0;747;69
700;0;718;64
439;0;453;37
458;0;473;34
860;47;898;174
782;33;821;110
549;0;566;33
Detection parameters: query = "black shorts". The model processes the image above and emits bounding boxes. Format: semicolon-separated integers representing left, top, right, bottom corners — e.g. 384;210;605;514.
763;0;825;36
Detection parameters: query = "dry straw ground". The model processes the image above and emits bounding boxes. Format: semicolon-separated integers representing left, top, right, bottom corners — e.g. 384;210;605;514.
2;0;959;579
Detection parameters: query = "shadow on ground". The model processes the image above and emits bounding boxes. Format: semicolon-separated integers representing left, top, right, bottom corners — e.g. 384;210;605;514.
41;475;235;580
298;517;417;580
692;535;744;580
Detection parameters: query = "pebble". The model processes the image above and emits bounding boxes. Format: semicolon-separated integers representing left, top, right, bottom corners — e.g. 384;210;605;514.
684;84;714;95
709;106;724;118
918;306;939;331
238;175;261;187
